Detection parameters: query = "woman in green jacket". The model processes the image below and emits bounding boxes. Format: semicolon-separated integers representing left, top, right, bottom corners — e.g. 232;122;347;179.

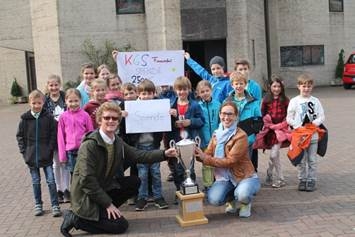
60;102;177;236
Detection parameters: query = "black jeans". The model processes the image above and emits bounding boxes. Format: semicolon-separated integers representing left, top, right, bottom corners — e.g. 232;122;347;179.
75;176;140;234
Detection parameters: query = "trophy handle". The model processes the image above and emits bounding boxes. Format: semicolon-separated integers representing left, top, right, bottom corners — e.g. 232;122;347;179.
169;139;176;149
195;136;201;148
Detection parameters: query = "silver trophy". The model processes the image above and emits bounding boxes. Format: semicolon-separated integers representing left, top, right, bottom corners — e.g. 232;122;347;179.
169;136;201;195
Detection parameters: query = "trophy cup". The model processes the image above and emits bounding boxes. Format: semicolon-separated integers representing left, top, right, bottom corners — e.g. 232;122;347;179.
169;136;201;195
170;136;208;227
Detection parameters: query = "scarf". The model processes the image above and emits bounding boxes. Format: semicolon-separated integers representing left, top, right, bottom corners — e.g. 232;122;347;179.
213;120;238;181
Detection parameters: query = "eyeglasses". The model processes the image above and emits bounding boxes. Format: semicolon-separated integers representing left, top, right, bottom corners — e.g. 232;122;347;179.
102;116;119;121
220;112;235;117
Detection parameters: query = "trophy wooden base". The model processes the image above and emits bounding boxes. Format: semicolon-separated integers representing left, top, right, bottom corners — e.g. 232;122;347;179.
175;191;208;227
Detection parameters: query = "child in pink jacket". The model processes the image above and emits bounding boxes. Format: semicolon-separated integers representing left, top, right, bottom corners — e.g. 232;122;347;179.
57;89;94;180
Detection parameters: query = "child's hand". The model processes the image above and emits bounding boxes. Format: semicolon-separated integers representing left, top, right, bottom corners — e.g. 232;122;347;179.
175;120;183;128
169;109;178;117
112;50;119;61
121;110;128;117
184;52;191;60
181;119;191;127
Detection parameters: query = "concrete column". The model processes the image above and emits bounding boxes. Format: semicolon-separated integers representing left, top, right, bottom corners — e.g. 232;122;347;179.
145;0;182;50
29;0;62;91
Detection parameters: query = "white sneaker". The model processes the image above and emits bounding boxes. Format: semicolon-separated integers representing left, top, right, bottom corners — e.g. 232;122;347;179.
225;201;237;214
239;203;251;218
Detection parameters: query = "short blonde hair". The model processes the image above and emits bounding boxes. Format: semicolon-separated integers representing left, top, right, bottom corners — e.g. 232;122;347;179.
45;74;62;94
96;101;122;125
91;78;107;90
174;76;191;90
28;89;45;102
229;71;247;84
196;80;212;93
297;73;314;85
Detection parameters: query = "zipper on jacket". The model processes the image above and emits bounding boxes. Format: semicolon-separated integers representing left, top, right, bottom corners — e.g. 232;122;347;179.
35;117;39;168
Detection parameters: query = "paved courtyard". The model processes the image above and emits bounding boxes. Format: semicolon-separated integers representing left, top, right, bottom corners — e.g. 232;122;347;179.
0;86;355;237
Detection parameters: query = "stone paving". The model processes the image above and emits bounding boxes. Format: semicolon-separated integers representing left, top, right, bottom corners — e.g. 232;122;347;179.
1;86;355;237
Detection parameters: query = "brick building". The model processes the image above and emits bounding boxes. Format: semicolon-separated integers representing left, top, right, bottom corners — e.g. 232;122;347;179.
0;0;353;104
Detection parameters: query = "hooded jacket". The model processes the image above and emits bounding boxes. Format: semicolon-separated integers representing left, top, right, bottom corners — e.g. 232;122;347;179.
16;109;56;168
186;57;233;103
70;130;167;221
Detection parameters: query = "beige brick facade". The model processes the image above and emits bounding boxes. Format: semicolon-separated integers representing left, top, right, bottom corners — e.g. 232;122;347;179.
1;0;355;104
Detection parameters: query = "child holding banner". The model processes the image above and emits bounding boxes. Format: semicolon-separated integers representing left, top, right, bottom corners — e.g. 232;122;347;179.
184;52;233;103
125;79;169;211
166;76;205;202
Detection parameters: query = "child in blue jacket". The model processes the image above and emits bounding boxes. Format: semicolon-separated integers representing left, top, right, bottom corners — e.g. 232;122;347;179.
185;52;233;103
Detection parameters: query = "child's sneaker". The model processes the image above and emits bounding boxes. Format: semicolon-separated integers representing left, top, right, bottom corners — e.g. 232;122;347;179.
265;174;273;186
154;197;168;209
306;180;316;192
225;201;237;214
298;180;307;191
34;204;43;216
63;190;71;203
272;180;286;188
239;203;251;218
57;191;64;204
52;205;62;217
127;196;136;205
135;199;148;211
166;172;174;182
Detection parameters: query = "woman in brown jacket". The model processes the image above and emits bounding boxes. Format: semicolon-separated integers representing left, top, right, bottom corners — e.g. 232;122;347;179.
195;101;260;218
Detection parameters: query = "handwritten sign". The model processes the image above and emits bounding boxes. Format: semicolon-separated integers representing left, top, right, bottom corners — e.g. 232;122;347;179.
116;50;184;86
124;99;172;133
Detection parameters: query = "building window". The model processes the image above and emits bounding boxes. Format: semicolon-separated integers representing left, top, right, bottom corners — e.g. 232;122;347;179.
280;45;324;67
116;0;145;14
329;0;343;12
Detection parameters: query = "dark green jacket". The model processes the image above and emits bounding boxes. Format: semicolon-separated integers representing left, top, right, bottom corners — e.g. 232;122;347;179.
70;130;167;221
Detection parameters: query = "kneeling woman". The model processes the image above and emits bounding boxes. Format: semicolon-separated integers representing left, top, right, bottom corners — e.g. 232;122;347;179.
195;101;260;217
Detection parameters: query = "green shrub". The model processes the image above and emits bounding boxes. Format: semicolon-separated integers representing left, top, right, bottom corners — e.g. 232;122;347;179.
335;49;345;79
10;78;22;97
81;39;134;74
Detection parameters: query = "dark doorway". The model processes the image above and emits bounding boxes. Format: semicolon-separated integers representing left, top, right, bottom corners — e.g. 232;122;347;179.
183;39;226;89
25;51;37;93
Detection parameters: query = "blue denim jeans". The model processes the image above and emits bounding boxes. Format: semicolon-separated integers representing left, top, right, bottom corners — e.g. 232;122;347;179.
67;149;78;173
207;174;260;206
29;165;59;207
136;144;163;200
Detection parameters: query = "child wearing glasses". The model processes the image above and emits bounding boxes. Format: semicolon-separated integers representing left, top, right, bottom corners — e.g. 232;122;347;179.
57;89;94;178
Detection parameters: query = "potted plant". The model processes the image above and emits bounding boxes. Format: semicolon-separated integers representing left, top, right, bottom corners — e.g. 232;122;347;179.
10;78;27;103
332;49;345;86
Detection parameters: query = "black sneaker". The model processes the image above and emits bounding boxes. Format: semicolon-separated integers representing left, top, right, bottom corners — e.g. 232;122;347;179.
154;197;168;209
306;180;316;192
166;173;174;182
298;180;307;191
135;199;148;211
58;191;64;204
63;190;71;203
60;210;78;237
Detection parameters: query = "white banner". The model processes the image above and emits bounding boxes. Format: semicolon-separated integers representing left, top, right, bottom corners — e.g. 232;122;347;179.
124;99;172;133
116;50;184;86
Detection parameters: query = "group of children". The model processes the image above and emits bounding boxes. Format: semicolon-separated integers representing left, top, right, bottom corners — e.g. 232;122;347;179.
16;51;326;218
